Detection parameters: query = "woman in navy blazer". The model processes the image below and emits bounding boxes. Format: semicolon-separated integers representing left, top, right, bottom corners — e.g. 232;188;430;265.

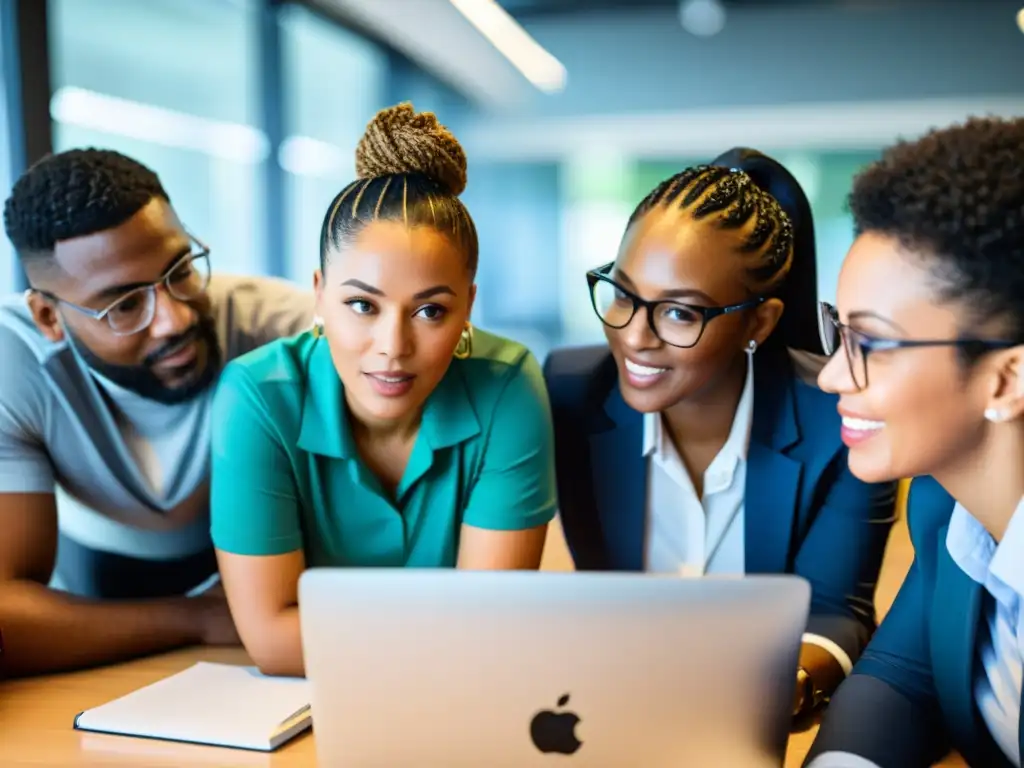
544;148;897;719
805;118;1024;768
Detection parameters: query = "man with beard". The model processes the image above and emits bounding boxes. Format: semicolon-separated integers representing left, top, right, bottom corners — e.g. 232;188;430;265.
0;148;313;676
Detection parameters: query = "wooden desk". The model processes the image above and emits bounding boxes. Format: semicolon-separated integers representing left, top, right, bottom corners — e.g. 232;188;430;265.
0;515;966;767
0;646;822;767
1;648;311;768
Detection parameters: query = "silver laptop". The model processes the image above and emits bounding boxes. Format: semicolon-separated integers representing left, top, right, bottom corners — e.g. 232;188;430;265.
299;570;809;768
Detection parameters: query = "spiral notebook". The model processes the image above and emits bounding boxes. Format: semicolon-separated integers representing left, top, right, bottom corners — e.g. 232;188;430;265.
73;662;312;752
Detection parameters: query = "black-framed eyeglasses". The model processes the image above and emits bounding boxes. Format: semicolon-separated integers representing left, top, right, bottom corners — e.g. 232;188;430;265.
32;234;212;336
817;300;1015;390
586;262;766;349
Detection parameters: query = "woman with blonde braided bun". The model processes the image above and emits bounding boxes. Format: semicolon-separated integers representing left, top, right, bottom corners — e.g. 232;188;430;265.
208;104;556;677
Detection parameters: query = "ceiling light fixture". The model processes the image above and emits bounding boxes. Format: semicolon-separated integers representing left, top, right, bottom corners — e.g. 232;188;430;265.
50;87;268;164
51;86;345;178
1017;7;1024;33
448;0;567;93
679;0;726;38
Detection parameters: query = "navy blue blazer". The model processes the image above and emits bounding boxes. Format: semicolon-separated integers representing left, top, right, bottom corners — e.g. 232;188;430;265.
543;345;898;663
807;477;1022;768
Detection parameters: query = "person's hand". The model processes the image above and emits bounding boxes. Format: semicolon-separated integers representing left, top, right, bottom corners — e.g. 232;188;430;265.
792;667;811;718
189;594;241;646
794;642;844;719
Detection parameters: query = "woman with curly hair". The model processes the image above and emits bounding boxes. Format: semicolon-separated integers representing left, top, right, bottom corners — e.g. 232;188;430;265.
806;116;1024;767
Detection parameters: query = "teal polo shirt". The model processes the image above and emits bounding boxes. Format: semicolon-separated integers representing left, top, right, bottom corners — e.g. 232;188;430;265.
209;328;557;567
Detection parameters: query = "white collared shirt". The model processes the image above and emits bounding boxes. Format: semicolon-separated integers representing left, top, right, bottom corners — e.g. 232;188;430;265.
808;497;1024;768
642;355;851;673
643;356;754;576
948;498;1024;767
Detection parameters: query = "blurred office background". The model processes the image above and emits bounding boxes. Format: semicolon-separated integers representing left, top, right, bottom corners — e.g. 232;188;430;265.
2;0;1023;361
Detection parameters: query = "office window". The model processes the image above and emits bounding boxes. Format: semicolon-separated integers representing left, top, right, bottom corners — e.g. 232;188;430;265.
280;4;386;287
559;152;634;347
49;0;265;277
803;151;880;302
463;161;562;360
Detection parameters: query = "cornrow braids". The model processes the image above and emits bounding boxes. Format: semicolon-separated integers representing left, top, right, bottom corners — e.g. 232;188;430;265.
319;103;478;274
628;164;795;296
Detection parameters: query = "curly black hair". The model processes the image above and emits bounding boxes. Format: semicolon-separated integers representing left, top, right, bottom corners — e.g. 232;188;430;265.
849;116;1024;341
3;148;168;273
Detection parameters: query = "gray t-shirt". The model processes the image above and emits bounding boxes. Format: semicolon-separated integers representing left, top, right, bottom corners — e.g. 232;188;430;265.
0;274;313;598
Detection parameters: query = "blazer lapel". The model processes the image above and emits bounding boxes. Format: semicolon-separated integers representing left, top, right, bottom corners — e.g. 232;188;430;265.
744;356;802;574
930;538;981;731
587;385;646;571
929;536;1011;767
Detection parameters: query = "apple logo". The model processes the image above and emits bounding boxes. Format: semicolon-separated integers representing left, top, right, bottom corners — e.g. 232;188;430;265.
529;693;583;755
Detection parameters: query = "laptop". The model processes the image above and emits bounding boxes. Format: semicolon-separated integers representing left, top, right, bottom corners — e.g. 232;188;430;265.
299;569;810;768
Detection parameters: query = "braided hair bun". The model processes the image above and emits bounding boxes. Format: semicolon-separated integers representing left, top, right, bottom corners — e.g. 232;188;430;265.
354;103;468;197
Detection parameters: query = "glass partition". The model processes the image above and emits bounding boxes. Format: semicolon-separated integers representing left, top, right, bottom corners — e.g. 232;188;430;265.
49;0;265;276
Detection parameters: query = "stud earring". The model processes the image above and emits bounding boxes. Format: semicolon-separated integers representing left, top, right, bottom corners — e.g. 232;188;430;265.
984;407;1008;423
310;316;325;339
453;323;474;360
746;339;758;354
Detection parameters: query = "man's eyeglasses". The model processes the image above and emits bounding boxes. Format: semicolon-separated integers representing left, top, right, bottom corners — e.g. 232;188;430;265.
34;235;212;336
586;263;765;349
817;300;1015;389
